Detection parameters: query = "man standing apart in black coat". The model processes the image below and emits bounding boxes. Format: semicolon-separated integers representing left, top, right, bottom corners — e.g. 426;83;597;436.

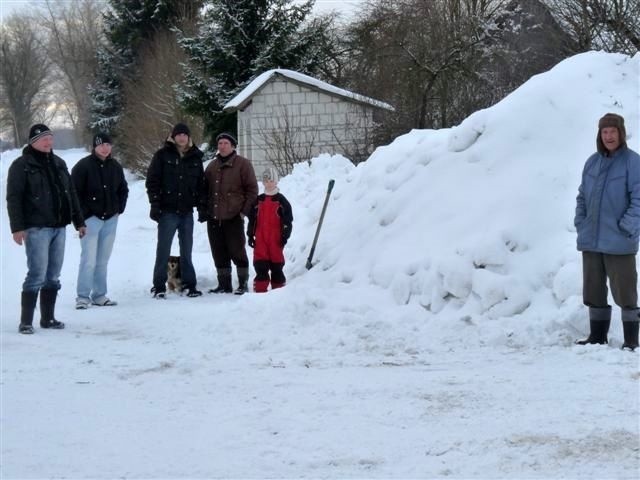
6;124;86;334
71;133;128;309
146;123;204;298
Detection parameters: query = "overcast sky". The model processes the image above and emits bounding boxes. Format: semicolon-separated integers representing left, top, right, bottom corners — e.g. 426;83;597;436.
0;0;363;22
307;0;363;16
0;0;28;21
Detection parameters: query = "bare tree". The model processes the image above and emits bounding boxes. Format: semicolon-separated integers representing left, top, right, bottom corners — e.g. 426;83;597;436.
118;30;204;173
0;14;52;146
339;0;579;139
341;0;510;139
330;108;383;165
543;0;640;54
484;0;574;102
255;105;318;175
40;0;106;145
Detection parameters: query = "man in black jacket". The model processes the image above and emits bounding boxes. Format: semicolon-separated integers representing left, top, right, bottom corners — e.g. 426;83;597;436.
71;133;128;309
6;124;86;334
146;122;204;298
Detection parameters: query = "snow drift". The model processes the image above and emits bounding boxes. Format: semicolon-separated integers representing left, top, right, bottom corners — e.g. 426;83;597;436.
283;51;639;347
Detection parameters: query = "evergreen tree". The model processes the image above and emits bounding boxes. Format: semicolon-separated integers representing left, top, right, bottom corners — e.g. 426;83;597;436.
89;0;201;132
89;47;121;132
178;0;336;142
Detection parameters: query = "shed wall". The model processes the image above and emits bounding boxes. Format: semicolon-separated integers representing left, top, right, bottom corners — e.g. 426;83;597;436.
236;78;379;174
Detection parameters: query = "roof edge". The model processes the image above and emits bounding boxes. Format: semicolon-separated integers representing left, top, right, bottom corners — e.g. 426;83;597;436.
223;69;394;112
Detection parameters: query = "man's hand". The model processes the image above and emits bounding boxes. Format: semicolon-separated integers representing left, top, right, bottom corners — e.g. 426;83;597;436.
78;226;87;239
150;206;161;222
248;236;255;248
12;231;26;245
197;210;209;223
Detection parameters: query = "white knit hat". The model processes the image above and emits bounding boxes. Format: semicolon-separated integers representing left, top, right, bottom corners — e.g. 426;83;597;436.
262;167;279;183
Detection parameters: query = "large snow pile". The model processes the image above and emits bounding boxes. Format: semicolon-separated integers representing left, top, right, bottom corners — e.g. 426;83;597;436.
282;50;639;348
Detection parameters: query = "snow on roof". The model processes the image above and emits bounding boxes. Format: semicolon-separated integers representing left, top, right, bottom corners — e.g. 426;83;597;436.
224;69;394;112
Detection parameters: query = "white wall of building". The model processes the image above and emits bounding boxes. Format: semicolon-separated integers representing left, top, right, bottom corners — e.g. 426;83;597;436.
237;78;378;174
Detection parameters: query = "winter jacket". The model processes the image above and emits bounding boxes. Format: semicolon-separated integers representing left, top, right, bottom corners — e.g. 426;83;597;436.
247;192;293;263
575;145;640;255
71;152;128;221
6;146;85;233
146;140;204;214
203;151;258;221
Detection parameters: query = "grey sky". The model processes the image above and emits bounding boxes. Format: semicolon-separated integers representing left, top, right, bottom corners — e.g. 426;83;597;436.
1;0;363;22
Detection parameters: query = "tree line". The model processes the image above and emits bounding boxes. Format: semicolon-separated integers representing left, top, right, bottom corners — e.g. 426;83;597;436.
1;0;638;173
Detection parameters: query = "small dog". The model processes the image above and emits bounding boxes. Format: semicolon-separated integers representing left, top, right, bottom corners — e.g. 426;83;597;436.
167;255;182;293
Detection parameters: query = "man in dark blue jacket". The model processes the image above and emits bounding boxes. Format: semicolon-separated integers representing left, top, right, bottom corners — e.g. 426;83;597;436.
575;113;640;350
71;133;128;309
146;123;204;298
6;124;86;334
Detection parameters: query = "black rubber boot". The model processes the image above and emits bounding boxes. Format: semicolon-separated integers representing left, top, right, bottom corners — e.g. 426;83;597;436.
621;308;639;351
209;268;233;293
39;288;65;329
575;306;611;345
19;291;38;334
234;267;249;295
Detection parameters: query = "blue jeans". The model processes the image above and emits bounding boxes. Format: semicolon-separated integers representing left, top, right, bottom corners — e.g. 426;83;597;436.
76;215;118;303
152;212;196;291
22;227;66;292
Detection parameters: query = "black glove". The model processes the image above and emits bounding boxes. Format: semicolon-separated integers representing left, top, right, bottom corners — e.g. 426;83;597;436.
150;206;161;222
248;236;255;248
197;210;209;223
281;225;290;246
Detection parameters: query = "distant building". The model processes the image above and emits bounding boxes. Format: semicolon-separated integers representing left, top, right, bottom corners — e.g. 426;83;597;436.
223;69;394;174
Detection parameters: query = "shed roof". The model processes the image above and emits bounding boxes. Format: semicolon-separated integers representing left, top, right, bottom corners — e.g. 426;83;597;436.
223;69;394;112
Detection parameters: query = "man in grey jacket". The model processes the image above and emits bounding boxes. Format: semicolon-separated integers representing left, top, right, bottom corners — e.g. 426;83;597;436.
574;113;640;350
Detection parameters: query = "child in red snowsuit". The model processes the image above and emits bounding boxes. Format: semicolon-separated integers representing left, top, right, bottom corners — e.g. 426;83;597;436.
247;167;293;293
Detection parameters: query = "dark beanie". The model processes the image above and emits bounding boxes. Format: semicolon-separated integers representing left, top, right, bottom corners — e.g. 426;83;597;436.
28;124;52;144
93;132;112;148
597;113;627;153
171;123;190;138
216;132;237;147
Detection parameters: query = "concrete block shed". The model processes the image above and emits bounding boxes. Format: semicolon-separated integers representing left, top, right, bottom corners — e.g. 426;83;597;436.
223;69;394;174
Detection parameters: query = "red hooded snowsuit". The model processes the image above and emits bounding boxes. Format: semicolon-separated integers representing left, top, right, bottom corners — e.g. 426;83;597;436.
247;192;293;292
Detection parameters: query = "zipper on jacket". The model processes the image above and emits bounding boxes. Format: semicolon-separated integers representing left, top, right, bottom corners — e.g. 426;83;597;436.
593;156;614;248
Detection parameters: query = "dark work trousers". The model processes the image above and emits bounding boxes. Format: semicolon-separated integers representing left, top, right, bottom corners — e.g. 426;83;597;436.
582;251;638;309
207;215;249;269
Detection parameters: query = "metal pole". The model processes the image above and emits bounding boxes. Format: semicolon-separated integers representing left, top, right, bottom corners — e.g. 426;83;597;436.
306;179;335;270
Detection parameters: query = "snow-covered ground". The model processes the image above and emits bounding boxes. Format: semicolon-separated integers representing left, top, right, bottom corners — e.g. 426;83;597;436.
1;51;639;479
